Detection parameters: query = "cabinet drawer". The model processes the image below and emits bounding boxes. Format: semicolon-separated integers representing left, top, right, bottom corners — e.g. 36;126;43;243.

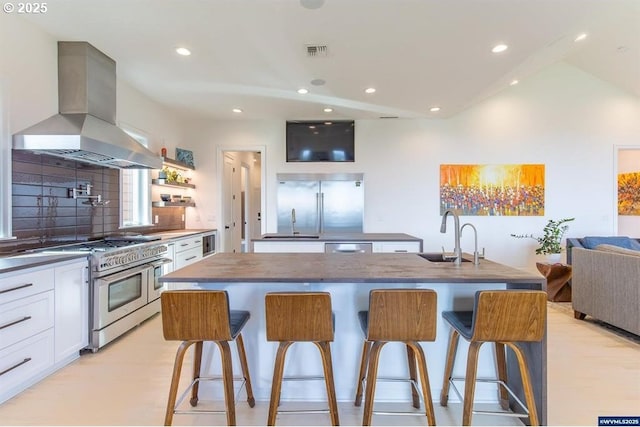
0;268;53;306
373;242;421;253
175;236;203;253
0;329;54;404
174;247;202;269
0;291;55;351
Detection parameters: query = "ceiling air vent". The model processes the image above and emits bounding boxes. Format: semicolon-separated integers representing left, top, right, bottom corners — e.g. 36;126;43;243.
306;44;329;57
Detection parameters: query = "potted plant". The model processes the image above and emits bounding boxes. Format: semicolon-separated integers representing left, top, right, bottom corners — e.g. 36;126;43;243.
511;218;575;261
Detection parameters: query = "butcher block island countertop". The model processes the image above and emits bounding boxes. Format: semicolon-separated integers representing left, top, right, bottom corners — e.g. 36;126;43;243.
159;252;543;284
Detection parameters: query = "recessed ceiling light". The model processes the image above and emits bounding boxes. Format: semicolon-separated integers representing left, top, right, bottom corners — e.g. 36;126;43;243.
324;122;332;125
429;106;441;112
365;87;376;94
175;47;191;56
297;88;309;94
491;44;508;54
510;79;519;86
574;33;588;42
232;108;243;113
308;125;316;129
323;107;333;113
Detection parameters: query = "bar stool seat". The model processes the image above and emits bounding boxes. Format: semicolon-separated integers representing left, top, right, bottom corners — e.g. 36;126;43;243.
265;292;339;426
161;290;255;426
440;290;546;426
354;289;437;426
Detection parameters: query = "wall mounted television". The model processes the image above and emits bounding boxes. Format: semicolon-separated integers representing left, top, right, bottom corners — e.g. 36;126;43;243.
286;120;355;162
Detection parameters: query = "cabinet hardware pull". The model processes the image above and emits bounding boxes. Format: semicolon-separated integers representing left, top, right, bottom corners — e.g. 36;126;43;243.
394;250;408;253
0;358;32;377
180;243;189;247
0;283;34;295
0;316;32;330
185;256;197;261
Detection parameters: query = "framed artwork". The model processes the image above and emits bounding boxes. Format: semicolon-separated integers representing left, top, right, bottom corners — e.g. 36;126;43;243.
440;164;545;216
618;171;640;215
175;148;194;167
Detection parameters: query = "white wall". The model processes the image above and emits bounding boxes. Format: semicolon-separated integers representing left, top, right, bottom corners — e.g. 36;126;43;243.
185;62;640;269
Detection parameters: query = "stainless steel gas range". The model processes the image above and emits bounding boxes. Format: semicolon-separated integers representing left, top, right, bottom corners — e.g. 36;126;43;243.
38;236;171;351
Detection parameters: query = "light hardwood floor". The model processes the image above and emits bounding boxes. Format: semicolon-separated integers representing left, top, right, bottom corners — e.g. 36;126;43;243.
0;303;638;426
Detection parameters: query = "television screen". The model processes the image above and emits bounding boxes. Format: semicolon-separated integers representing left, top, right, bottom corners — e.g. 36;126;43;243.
286;121;355;162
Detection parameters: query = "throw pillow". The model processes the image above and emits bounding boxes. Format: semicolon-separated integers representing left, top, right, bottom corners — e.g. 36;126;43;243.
582;236;639;250
594;244;640;257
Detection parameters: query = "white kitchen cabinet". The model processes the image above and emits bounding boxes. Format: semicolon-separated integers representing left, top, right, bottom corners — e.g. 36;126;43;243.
173;235;203;269
372;241;421;253
253;240;421;253
54;259;89;363
0;257;89;404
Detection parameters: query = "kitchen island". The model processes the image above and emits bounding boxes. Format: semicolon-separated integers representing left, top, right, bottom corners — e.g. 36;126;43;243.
159;252;546;424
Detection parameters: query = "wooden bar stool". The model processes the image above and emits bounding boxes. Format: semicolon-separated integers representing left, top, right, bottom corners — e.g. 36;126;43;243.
354;289;437;426
439;290;546;426
265;292;339;426
161;290;255;426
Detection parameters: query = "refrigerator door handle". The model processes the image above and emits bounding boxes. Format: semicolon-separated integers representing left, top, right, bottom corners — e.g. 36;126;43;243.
320;193;325;234
316;192;321;234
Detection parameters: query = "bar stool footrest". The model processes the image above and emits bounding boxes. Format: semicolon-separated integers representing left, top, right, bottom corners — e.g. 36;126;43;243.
449;376;530;418
173;376;248;414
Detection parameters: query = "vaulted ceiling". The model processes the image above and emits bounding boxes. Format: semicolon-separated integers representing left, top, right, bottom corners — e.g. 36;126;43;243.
19;0;640;120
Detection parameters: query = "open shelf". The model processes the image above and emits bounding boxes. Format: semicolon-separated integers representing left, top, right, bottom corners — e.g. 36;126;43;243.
152;201;196;208
162;157;195;170
152;179;195;189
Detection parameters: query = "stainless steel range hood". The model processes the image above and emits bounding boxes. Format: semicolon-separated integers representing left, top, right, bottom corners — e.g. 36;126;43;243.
13;42;162;169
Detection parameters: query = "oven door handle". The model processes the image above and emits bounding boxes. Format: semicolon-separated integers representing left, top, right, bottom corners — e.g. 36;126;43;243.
95;263;153;284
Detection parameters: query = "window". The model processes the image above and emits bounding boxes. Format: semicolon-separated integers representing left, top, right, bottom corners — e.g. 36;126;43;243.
0;81;12;239
121;128;152;227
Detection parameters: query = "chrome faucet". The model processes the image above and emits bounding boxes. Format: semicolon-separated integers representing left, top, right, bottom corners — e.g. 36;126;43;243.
291;208;298;235
440;209;462;265
460;223;485;265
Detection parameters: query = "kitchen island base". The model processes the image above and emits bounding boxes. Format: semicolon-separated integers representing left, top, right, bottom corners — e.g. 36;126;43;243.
160;253;546;424
168;281;542;423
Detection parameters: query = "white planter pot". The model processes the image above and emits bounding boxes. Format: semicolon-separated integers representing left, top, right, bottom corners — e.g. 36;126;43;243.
545;253;562;264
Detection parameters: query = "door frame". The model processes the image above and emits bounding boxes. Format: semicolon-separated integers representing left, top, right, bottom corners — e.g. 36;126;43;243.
217;145;266;252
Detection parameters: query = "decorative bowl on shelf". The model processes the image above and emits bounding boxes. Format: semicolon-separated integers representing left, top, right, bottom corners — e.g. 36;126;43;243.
160;194;171;201
181;196;192;203
171;195;182;202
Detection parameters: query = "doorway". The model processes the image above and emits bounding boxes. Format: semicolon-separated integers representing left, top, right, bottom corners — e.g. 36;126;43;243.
219;149;263;253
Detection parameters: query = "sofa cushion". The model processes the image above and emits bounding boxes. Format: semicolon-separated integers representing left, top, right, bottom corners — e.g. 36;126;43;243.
582;236;640;250
594;244;640;257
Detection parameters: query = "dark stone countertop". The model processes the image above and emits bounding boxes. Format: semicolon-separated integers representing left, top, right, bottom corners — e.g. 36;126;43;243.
0;229;216;275
252;232;422;242
0;253;89;275
159;252;543;284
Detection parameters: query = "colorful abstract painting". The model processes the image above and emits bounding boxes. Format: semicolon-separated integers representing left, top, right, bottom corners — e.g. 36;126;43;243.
618;172;640;215
440;164;545;216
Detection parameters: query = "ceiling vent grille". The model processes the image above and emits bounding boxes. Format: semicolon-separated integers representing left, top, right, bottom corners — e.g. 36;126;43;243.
306;44;329;57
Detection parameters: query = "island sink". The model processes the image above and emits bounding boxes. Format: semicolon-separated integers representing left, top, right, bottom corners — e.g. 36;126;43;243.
418;253;471;263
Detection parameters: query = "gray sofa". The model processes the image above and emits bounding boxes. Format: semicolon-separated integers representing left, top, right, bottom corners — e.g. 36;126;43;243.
570;242;640;336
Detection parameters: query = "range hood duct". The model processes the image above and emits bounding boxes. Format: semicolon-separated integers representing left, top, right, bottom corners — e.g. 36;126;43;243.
13;41;162;169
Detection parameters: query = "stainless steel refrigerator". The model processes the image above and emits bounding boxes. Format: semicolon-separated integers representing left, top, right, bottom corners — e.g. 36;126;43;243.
276;173;364;234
